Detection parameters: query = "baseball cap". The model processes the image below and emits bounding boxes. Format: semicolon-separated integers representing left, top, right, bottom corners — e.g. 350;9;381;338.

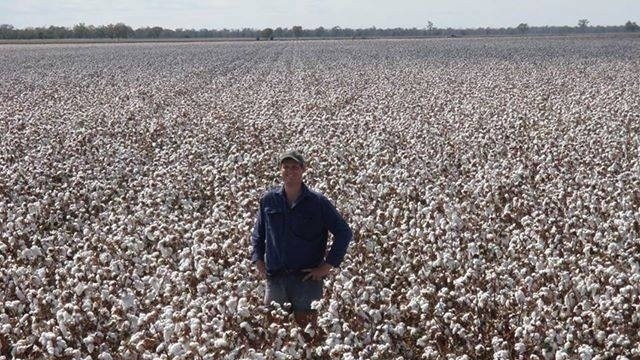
280;150;305;167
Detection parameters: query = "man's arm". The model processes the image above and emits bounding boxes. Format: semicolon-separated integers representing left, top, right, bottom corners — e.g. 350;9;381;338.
321;196;353;268
250;200;267;277
302;198;353;281
302;196;352;281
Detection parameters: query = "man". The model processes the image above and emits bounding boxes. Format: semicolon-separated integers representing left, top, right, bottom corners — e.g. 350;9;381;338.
251;150;353;327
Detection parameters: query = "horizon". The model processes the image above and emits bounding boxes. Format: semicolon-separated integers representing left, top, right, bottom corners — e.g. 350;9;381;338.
2;22;638;32
1;0;638;30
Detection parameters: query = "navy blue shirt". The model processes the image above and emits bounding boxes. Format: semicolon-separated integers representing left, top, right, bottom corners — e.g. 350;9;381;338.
251;183;353;275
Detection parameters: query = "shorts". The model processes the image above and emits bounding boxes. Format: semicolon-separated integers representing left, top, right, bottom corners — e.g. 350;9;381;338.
264;273;323;311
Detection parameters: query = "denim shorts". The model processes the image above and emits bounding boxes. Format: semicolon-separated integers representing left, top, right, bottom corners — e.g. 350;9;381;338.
264;273;323;311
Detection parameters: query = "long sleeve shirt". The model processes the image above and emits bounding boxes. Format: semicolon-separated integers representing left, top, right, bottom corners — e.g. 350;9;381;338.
251;183;353;275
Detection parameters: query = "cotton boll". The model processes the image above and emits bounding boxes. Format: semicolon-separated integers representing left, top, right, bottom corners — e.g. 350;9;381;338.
290;327;306;344
121;349;136;360
213;338;228;348
225;297;238;314
237;297;250;318
83;335;95;353
0;325;11;340
304;324;315;338
564;292;576;310
55;309;71;339
178;257;192;272
74;282;88;296
240;321;256;340
97;352;113;360
21;246;43;261
577;345;594;360
163;323;174;342
416;335;428;347
188;318;201;336
514;290;526;306
168;343;185;357
421;346;438;359
120;289;136;311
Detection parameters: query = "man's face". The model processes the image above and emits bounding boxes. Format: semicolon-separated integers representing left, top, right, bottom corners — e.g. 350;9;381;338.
280;159;305;186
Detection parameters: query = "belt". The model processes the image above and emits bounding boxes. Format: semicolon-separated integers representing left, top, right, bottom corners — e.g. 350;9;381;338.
267;268;306;277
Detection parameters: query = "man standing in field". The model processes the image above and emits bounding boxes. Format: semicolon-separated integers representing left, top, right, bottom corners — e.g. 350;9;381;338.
251;150;353;327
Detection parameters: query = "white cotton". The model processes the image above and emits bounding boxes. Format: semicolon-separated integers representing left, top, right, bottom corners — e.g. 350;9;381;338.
83;335;95;353
168;343;185;357
1;37;639;360
121;289;135;310
97;352;113;360
237;297;250;318
225;297;238;314
416;335;429;347
214;338;227;348
577;345;594;360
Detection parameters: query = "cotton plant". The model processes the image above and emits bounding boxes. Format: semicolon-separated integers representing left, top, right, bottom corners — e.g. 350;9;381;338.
1;36;639;359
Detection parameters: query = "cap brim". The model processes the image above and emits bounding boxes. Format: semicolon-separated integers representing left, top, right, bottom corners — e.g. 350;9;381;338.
280;156;303;165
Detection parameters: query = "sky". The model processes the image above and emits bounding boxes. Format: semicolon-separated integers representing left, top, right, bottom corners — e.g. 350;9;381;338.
1;0;639;30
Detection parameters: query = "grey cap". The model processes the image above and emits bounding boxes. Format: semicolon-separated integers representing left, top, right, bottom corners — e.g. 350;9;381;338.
279;150;305;167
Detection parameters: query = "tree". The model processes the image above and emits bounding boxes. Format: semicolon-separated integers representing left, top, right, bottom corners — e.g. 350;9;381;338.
149;26;164;38
261;28;273;39
47;25;71;38
625;21;640;32
240;27;256;38
517;23;529;34
578;19;589;31
426;21;434;34
104;24;115;38
73;23;89;38
93;25;107;38
112;23;133;38
160;28;175;38
0;24;15;39
292;25;302;38
4;21;640;40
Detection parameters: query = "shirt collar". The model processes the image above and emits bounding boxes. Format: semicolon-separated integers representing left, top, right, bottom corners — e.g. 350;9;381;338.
278;183;310;200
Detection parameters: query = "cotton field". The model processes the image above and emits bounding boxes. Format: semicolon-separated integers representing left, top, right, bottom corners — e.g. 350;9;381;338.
1;35;639;359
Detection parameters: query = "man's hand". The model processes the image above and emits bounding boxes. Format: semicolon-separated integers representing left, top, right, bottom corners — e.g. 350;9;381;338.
255;260;267;278
302;262;334;281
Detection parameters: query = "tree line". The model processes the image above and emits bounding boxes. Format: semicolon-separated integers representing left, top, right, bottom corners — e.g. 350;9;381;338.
0;20;638;40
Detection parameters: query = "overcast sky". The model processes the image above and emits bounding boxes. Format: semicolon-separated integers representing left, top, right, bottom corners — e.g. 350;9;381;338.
1;0;638;29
